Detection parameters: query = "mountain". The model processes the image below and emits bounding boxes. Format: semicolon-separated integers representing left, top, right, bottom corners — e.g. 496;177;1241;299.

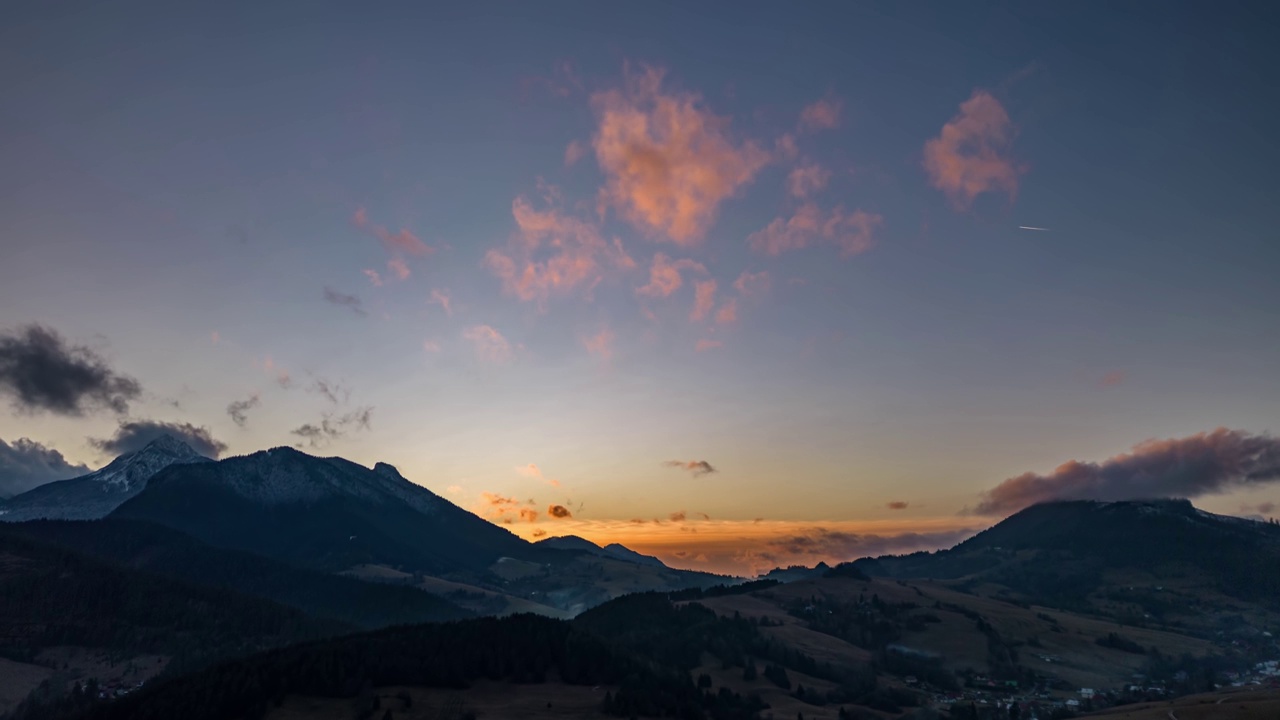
0;436;210;522
854;498;1280;627
5;518;472;629
109;446;538;577
536;534;669;568
0;525;346;677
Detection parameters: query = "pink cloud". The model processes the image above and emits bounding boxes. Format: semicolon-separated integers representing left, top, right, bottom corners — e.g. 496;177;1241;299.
923;90;1022;209
732;270;771;297
428;288;453;316
690;279;717;321
387;257;410;281
423;339;441;354
583;326;616;360
463;325;513;364
748;203;882;257
210;331;220;345
799;96;842;131
352;207;369;228
636;252;707;298
592;66;770;245
363;269;384;287
714;298;738;325
787;162;832;198
354;207;433;256
695;338;722;352
485;194;634;306
564;140;586;166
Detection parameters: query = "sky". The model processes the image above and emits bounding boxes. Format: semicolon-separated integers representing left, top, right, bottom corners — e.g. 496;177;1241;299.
1;2;1278;576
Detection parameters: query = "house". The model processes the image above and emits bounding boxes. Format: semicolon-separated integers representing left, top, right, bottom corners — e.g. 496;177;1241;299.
1079;688;1095;699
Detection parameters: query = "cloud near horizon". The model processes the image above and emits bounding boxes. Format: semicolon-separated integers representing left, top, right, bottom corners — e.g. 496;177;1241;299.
972;427;1280;516
290;407;373;448
592;66;770;245
0;436;92;496
90;419;228;458
0;324;143;416
923;90;1021;210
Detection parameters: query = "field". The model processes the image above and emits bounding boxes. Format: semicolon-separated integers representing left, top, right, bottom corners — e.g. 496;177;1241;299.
1083;688;1280;719
268;681;614;720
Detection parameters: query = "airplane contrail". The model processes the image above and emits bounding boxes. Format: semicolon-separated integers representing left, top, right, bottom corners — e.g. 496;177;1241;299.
1018;226;1051;232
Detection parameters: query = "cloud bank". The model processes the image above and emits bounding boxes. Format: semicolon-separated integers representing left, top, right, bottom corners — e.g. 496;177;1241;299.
0;437;91;497
90;420;228;458
973;427;1280;516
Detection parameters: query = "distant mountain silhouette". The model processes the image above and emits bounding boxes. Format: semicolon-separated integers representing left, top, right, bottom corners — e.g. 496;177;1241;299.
0;435;210;522
6;518;471;628
854;498;1280;611
536;534;669;568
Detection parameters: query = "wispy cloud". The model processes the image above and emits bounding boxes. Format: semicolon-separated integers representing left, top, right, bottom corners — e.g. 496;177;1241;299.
636;253;707;298
322;287;366;316
353;207;433;256
592;65;770;245
485;193;634;306
748;203;881;257
787;162;832;198
664;459;717;477
0;324;142;416
564;139;586;166
582;326;615;360
695;338;723;352
463;325;513;364
517;463;561;487
799;96;842;132
226;393;260;427
1099;370;1126;387
887;501;909;510
690;279;717;321
732;271;771;297
428;288;453;316
923;90;1021;210
290;407;373;448
308;378;350;405
386;257;411;281
972;427;1280;516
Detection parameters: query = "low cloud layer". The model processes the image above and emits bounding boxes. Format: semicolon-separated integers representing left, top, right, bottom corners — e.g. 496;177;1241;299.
0;324;142;416
90;420;228;458
0;437;91;496
973;427;1280;516
664;459;717;477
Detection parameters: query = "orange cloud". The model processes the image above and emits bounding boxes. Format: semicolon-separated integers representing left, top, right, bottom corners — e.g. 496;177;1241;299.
787;162;832;198
732;271;771;297
690;279;717;321
923;90;1021;210
582;326;615;360
799;96;842;132
354;207;433;257
548;504;573;519
517;463;561;487
748;203;882;257
695;338;722;352
592;66;770;245
636;253;706;298
463;325;513;364
714;298;738;325
485;194;634;306
664;459;717;476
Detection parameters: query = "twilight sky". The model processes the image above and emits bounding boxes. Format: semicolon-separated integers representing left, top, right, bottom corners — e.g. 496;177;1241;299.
2;2;1279;576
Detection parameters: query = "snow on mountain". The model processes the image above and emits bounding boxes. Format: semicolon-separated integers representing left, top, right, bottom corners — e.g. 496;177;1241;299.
0;435;212;521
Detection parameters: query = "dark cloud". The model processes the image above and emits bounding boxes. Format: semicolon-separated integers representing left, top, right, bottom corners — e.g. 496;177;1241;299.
0;437;91;496
309;378;350;405
90;420;227;458
547;504;572;519
886;501;909;510
663;459;717;477
0;325;142;416
973;428;1280;516
226;394;260;427
322;287;366;316
531;529;547;538
669;510;687;522
1242;501;1276;516
290;406;374;448
696;512;711;520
